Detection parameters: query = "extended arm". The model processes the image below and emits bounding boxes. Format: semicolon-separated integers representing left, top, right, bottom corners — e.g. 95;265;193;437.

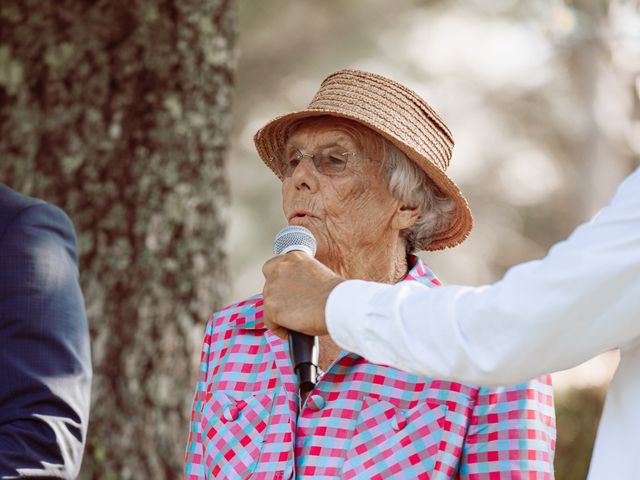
327;167;640;385
0;203;92;478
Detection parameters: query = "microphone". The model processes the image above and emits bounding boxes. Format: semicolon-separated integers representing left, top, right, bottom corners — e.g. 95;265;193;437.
273;226;320;396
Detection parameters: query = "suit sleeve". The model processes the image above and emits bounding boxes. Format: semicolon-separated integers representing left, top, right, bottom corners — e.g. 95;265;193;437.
0;203;92;478
459;376;556;479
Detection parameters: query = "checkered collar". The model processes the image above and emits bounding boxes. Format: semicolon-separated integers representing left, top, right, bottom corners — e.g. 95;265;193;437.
230;255;440;330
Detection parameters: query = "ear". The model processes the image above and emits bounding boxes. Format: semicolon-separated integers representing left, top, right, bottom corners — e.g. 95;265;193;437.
391;203;421;231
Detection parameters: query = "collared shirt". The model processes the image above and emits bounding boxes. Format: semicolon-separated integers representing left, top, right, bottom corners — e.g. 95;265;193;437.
326;166;640;479
184;257;556;479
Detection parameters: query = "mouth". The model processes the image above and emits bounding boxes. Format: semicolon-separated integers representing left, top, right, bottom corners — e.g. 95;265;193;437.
288;210;316;221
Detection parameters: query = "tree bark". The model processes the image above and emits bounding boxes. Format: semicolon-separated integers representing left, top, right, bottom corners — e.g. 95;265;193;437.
1;0;236;477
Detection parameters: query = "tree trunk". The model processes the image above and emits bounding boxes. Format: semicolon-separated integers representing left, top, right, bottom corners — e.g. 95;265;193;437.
0;0;236;477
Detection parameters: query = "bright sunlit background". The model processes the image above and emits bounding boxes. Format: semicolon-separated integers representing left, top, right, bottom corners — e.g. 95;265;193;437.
227;1;639;478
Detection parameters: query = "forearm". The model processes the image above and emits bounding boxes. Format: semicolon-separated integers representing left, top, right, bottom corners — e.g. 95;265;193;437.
327;168;640;384
327;279;543;385
0;203;91;477
0;407;88;478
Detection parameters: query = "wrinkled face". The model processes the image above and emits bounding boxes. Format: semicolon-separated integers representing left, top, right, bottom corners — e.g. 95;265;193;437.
281;119;401;262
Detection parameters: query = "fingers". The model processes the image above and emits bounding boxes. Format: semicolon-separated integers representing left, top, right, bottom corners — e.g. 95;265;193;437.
262;284;275;326
262;268;288;339
263;298;288;340
261;255;279;278
262;252;323;338
265;322;289;340
262;251;310;279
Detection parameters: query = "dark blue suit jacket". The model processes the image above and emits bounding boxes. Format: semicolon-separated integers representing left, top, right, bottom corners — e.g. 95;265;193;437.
0;185;91;478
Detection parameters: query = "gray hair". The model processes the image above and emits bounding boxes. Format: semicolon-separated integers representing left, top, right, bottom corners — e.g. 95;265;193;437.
284;116;456;252
380;140;456;253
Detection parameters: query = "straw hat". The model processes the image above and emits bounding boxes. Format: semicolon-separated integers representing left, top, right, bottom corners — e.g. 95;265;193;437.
253;69;472;251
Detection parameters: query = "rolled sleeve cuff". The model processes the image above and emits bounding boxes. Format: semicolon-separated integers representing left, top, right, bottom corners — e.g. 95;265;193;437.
326;279;388;356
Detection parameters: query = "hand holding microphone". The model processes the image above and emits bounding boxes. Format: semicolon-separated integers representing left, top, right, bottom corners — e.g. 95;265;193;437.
262;233;345;338
271;226;320;394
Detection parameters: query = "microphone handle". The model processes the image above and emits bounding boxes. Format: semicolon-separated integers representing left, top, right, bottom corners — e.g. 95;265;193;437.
288;332;319;393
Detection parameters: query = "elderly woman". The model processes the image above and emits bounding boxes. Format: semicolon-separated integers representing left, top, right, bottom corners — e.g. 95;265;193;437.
184;70;555;479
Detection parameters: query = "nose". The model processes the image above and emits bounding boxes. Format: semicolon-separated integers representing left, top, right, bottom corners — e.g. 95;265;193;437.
291;155;319;192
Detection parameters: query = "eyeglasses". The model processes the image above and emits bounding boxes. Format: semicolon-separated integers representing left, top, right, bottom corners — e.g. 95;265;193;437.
274;147;359;177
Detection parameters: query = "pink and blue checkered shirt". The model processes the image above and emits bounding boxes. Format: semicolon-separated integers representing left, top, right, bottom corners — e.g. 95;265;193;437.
184;257;556;479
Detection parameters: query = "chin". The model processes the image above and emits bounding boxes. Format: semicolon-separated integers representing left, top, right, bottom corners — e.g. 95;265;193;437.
288;217;309;226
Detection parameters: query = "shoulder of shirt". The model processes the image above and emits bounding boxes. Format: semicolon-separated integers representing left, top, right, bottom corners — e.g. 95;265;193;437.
210;293;265;329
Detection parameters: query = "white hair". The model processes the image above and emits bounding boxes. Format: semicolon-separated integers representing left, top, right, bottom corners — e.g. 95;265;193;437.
381;140;456;253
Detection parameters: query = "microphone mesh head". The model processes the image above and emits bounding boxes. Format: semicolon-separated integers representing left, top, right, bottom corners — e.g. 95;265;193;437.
273;226;317;257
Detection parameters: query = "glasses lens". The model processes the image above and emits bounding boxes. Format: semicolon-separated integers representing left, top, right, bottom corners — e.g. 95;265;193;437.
277;149;351;177
277;149;301;177
316;152;349;174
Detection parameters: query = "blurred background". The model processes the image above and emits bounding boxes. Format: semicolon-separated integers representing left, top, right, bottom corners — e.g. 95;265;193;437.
230;1;638;475
230;2;638;478
2;0;639;478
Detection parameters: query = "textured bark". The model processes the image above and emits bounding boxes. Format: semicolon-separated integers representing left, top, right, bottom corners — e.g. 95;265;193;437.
1;0;235;477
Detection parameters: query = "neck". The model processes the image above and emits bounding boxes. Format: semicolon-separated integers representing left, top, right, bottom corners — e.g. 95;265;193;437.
312;237;408;374
318;236;409;284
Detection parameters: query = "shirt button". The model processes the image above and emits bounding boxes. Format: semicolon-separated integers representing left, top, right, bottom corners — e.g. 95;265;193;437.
392;412;407;431
306;394;326;411
223;404;239;422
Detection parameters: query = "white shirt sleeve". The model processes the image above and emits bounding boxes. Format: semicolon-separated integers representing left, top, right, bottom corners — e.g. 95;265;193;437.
326;167;640;386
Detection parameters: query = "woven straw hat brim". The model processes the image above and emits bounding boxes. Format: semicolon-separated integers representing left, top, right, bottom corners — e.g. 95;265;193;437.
254;109;472;251
253;69;472;251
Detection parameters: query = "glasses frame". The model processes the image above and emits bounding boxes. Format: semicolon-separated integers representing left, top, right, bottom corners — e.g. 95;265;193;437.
274;147;363;178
